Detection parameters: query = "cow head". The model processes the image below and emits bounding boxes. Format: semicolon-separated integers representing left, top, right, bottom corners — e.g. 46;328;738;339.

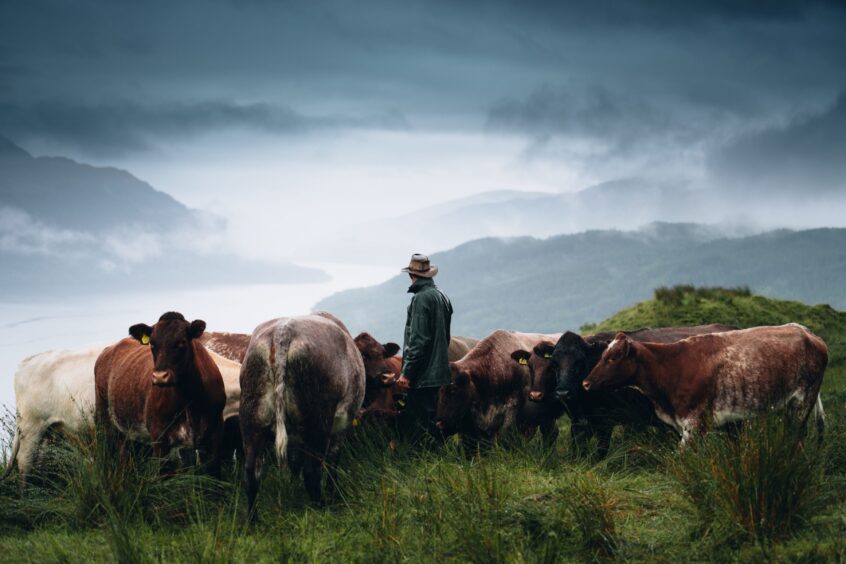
354;332;401;390
583;333;638;392
511;340;555;403
129;311;206;387
436;363;475;436
548;331;602;402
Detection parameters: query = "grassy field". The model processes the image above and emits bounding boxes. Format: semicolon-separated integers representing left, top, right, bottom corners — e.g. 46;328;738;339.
2;286;846;562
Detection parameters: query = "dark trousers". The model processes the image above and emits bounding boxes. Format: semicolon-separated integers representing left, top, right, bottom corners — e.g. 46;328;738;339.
400;386;443;446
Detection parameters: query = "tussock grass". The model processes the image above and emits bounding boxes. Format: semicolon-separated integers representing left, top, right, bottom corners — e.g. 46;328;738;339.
670;414;827;546
3;288;846;561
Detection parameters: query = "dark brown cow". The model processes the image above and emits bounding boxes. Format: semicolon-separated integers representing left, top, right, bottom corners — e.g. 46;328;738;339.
582;323;828;446
353;334;477;422
199;331;251;363
436;330;560;444
94;312;226;475
240;314;365;519
514;324;736;456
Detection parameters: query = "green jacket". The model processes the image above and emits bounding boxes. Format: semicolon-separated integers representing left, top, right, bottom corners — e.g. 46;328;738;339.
402;277;453;389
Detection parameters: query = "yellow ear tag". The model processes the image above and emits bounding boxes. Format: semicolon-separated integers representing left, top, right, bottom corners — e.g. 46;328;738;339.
141;334;150;346
519;357;528;365
351;417;360;427
544;353;552;359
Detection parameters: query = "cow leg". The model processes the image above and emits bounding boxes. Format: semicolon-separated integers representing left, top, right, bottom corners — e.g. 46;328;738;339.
243;428;269;523
199;417;223;479
302;439;328;505
539;417;559;448
323;434;344;500
594;424;613;460
15;422;47;489
569;421;592;458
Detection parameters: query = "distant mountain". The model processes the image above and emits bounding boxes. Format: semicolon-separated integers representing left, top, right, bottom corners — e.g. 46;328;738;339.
0;135;325;297
314;223;846;343
300;179;727;266
0;135;200;233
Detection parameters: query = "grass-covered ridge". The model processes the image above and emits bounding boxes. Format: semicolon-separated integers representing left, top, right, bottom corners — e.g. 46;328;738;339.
3;287;846;561
583;284;846;370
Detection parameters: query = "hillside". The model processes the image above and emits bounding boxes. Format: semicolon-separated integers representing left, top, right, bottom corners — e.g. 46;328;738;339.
583;285;846;370
0;136;326;296
315;223;846;343
300;179;715;265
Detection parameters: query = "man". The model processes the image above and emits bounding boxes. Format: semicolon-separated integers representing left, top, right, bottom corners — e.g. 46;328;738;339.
395;253;453;442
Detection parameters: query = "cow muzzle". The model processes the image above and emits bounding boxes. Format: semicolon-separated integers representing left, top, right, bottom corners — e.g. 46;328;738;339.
528;390;544;402
435;420;445;430
380;372;398;386
581;380;592;391
152;370;175;387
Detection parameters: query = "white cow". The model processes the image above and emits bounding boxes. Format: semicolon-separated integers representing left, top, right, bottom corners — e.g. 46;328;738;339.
2;344;242;485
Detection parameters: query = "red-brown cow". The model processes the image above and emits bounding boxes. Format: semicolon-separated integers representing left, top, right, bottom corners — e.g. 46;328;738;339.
582;323;828;446
353;332;402;419
436;329;560;445
94;312;226;474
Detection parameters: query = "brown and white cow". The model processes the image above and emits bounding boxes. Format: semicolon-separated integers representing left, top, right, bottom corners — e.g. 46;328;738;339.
582;323;828;445
94;312;226;474
239;314;365;519
200;331;252;363
436;329;560;444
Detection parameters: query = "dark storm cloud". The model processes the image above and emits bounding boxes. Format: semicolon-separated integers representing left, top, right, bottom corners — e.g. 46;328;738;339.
0;100;410;156
1;0;845;169
709;94;846;194
486;84;683;156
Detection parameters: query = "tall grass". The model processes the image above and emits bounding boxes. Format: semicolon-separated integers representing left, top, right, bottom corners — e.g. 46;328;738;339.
670;414;827;546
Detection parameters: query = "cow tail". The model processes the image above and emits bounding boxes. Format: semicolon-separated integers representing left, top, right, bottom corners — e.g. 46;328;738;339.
272;336;293;465
813;394;826;444
1;414;21;480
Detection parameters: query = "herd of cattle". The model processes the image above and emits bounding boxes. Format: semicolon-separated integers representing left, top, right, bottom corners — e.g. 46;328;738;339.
0;311;829;518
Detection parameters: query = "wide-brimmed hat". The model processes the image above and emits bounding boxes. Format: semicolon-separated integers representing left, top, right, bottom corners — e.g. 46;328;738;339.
401;253;438;278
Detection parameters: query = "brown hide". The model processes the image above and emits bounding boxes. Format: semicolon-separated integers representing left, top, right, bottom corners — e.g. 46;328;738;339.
584;324;828;441
95;337;226;460
449;336;479;362
199;332;251;363
437;329;560;438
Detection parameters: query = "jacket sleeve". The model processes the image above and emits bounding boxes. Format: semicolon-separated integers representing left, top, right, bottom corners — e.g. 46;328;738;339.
402;294;433;382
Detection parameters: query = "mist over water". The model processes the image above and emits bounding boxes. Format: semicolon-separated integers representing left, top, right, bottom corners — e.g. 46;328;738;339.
0;262;396;410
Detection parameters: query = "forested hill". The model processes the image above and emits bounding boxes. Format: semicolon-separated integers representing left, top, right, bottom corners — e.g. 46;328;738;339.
315;223;846;343
583;285;846;371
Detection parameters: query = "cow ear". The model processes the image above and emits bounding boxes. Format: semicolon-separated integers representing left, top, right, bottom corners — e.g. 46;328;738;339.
188;319;206;339
383;342;400;358
511;350;531;366
450;364;470;387
129;323;153;344
533;342;555;359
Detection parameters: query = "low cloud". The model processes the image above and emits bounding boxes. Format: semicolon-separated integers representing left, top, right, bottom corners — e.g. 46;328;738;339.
0;100;411;157
0;206;95;255
708;93;846;195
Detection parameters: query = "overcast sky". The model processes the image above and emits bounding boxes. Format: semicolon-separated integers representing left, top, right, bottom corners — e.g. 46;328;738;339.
2;0;845;261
